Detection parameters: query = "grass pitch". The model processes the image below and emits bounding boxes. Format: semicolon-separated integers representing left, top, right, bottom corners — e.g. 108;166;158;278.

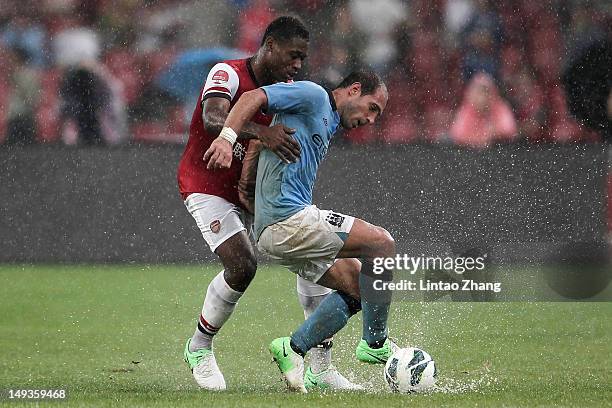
0;264;610;407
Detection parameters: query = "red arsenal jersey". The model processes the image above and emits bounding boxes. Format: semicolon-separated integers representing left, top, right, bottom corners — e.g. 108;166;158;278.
177;58;272;206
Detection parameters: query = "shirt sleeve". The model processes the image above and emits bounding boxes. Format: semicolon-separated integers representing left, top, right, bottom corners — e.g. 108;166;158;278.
261;81;326;115
201;63;240;102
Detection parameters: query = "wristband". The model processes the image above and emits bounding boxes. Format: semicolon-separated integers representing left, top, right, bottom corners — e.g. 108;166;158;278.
219;127;238;145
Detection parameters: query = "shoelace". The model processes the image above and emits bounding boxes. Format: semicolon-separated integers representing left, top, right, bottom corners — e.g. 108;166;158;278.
194;353;215;377
320;366;353;387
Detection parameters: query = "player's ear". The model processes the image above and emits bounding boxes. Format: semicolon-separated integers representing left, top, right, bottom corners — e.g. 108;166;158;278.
264;36;275;52
350;82;362;97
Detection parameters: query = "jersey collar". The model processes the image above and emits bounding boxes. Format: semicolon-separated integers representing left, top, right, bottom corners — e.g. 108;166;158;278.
246;58;261;87
325;88;337;111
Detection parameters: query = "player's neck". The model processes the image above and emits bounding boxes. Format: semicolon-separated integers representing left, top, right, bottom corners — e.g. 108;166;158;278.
250;52;272;86
331;89;345;114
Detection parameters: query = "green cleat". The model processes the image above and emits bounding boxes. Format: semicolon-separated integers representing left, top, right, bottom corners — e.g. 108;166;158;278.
355;338;399;364
304;366;364;391
183;338;226;390
269;337;307;393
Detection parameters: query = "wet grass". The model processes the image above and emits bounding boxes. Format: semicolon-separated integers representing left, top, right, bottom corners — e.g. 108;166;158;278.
0;264;610;407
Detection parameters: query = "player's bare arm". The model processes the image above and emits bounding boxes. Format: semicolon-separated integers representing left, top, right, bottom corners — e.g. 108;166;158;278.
202;96;300;170
219;89;269;140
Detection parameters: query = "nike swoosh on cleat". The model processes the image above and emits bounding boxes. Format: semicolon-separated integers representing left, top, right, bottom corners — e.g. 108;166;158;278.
282;342;288;357
364;351;386;363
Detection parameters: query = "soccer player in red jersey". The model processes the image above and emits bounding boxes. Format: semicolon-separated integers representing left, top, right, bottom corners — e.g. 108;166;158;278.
178;16;360;391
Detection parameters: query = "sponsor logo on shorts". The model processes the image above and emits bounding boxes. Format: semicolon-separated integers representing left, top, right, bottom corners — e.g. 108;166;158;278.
212;70;229;83
326;213;345;228
210;220;221;233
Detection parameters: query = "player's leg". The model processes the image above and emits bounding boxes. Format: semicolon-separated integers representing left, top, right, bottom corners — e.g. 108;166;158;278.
337;218;396;355
183;193;257;390
262;207;394;391
286;218;396;365
189;231;256;351
336;217;395;259
296;265;364;391
269;258;362;393
261;207;362;356
296;276;333;374
290;258;361;356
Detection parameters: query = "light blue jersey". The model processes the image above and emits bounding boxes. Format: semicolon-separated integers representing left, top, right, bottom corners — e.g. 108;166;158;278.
254;81;341;240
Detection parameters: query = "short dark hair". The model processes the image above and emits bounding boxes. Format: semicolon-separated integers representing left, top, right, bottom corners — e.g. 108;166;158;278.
336;70;385;95
260;16;309;46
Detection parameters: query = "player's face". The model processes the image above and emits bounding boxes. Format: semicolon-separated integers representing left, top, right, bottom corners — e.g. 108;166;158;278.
267;37;308;83
341;85;388;129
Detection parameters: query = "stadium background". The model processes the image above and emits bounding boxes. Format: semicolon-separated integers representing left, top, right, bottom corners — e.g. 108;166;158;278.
0;0;610;145
1;1;611;406
0;0;610;265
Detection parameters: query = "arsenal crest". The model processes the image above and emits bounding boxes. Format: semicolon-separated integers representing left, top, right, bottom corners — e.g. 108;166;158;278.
210;220;221;233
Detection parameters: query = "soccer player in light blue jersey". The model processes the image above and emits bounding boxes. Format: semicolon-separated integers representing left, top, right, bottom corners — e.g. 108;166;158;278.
205;71;397;393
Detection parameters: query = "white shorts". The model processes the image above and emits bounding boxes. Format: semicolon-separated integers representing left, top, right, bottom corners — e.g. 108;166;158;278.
184;193;253;252
257;205;355;283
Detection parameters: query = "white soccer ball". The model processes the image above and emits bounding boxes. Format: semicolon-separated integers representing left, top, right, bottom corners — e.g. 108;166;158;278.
384;347;437;393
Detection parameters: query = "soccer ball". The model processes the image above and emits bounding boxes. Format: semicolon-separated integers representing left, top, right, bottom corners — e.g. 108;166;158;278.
384;347;437;393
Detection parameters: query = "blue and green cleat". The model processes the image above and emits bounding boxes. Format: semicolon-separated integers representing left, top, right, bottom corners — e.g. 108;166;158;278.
355;338;399;364
269;337;307;393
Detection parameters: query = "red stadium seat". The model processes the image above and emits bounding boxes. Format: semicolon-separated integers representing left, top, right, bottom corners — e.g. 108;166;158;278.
378;83;419;144
104;49;143;105
549;117;582;143
0;89;8;144
545;84;598;143
411;32;443;84
423;105;452;142
500;6;525;43
500;46;523;77
36;105;61;143
36;69;62;143
131;119;184;144
528;26;563;84
142;48;178;83
608;173;612;232
236;0;275;54
381;113;418;144
167;105;187;134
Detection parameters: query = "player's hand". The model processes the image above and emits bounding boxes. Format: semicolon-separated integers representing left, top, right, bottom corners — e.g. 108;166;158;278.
203;137;233;170
259;124;300;164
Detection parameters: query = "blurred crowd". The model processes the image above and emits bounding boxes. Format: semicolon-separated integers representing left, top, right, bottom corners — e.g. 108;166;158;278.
0;0;610;147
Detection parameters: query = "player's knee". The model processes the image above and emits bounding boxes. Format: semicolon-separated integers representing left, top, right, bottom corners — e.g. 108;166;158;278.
371;226;395;258
223;254;257;291
344;258;362;274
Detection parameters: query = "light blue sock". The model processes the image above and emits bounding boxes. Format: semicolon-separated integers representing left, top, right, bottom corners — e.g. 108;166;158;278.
290;291;361;354
360;260;392;348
